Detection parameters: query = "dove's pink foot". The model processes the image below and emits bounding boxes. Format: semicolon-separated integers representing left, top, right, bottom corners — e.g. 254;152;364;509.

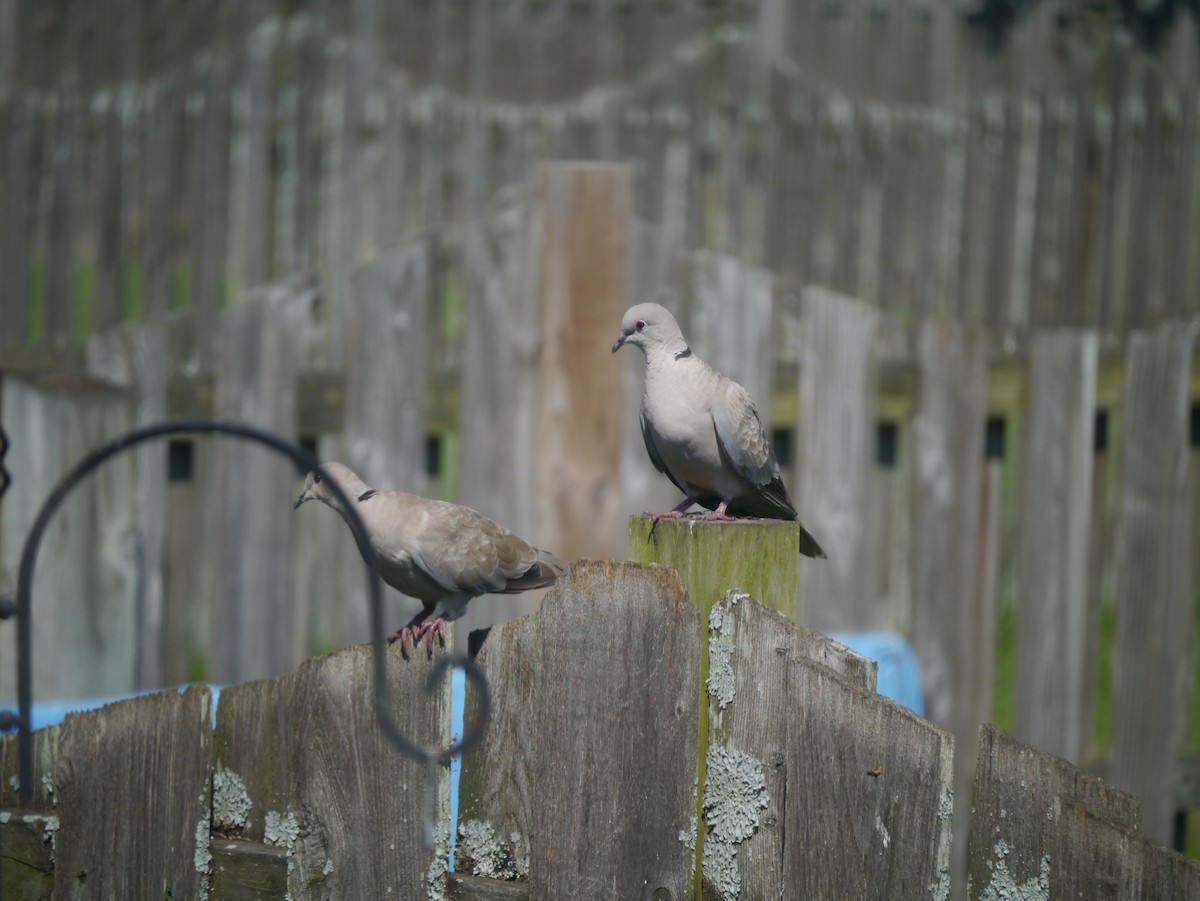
388;611;446;658
647;496;700;519
692;498;735;521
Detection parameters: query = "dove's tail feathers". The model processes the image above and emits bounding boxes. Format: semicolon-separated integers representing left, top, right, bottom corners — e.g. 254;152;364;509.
799;524;826;559
499;549;568;593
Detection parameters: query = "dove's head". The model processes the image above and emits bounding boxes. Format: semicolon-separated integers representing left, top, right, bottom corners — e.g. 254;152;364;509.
611;303;688;358
293;462;371;512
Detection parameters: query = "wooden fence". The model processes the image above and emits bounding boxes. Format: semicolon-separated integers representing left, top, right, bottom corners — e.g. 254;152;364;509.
1;2;1199;355
1;170;1198;880
3;543;1199;899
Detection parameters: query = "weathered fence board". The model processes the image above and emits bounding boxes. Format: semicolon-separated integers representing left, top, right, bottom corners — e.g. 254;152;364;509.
784;654;955;900
458;561;701;899
796;285;880;631
1111;320;1199;844
533;163;631;563
0;376;138;702
212;641;451;899
909;320;988;897
969;723;1141;901
1014;329;1098;762
703;590;879;898
207;286;317;684
1051;794;1200;899
0;685;213;900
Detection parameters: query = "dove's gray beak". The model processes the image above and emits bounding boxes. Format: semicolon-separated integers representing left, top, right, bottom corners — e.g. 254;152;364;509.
611;334;626;354
293;491;308;511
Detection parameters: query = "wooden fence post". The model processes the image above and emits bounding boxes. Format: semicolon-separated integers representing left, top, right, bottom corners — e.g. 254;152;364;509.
796;285;880;631
533;162;631;563
1014;329;1098;762
1110;321;1197;843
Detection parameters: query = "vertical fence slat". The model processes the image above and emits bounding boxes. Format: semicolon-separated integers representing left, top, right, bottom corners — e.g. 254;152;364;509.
796;286;879;631
213;643;449;899
1110;320;1198;843
532;163;630;563
458;561;700;899
0;96;36;346
969;723;1141;901
910;320;988;896
1013;330;1098;762
207;285;314;683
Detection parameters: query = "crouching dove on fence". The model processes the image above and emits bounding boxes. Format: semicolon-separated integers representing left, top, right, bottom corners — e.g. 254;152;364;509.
613;302;826;559
293;463;567;655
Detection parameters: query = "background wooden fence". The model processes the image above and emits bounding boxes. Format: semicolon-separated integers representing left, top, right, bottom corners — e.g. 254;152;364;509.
3;548;1199;899
1;1;1199;896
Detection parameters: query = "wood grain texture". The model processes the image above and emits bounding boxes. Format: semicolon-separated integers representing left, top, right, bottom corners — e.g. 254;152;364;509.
909;320;987;899
456;198;542;636
208;284;316;683
703;591;878;898
969;723;1140;901
447;872;531;900
1050;794;1200;900
458;561;701;900
783;656;955;900
534;163;631;563
0;96;36;346
0;811;55;900
212;640;450;900
1014;330;1097;762
339;237;433;646
1110;321;1197;843
796;285;880;631
210;838;288;901
50;687;210;899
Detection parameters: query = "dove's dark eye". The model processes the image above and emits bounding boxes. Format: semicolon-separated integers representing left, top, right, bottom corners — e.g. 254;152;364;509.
313;472;322;484
635;320;646;331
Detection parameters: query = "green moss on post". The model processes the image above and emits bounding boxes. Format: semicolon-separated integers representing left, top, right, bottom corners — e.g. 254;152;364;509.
627;515;800;620
628;514;801;897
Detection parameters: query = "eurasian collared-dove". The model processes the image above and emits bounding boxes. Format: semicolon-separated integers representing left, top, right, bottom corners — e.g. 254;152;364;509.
612;302;826;558
293;462;567;654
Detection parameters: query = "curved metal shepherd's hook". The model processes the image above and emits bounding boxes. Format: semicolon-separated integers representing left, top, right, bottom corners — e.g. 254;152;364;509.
5;419;489;805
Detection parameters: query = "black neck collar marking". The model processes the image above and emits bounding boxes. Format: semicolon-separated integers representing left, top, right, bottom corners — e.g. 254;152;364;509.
357;489;377;502
674;346;693;360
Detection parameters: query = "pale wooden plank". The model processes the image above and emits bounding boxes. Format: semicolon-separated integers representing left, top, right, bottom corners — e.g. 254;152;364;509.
458;561;700;899
230;18;276;291
1013;330;1098;762
213;641;449;900
455;198;541;637
90;94;125;333
909;320;988;898
1050;794;1200;900
533;163;631;562
782;656;954;900
1110;321;1198;843
0;376;138;702
969;724;1140;901
207;285;315;683
84;320;172;689
796;285;879;631
336;238;433;646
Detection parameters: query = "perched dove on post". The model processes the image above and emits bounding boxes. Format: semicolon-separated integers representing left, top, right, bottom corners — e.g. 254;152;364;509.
613;302;826;558
293;462;567;654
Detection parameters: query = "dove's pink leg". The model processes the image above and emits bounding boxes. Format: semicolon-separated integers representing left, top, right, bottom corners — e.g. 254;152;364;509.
648;496;699;519
389;609;432;656
692;498;736;522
